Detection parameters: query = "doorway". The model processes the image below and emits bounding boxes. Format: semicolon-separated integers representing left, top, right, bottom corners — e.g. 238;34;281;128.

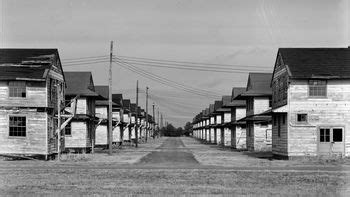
318;127;345;155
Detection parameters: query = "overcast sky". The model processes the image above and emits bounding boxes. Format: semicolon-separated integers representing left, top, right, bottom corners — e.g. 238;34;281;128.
0;0;349;127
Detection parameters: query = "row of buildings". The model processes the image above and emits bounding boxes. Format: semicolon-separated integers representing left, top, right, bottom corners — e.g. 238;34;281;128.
192;48;350;159
0;49;156;159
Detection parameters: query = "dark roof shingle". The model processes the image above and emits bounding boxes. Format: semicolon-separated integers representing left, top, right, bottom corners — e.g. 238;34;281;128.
278;48;350;79
65;72;99;97
0;49;60;81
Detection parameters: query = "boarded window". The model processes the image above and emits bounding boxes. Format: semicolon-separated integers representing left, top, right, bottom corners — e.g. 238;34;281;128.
333;128;343;142
309;80;327;97
297;114;307;122
9;116;26;137
65;123;72;136
320;128;330;142
9;81;26;97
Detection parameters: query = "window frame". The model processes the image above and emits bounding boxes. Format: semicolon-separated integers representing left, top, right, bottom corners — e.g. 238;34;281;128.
65;122;72;136
8;115;27;138
308;79;327;98
296;113;308;123
8;81;27;98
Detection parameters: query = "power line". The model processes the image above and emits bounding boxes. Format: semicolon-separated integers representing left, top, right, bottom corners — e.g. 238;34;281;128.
61;55;109;61
115;60;220;98
63;60;110;67
116;59;220;96
115;58;266;74
115;61;219;99
117;55;270;69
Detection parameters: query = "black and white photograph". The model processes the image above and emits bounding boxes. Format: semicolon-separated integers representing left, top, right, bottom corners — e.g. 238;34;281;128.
0;0;350;196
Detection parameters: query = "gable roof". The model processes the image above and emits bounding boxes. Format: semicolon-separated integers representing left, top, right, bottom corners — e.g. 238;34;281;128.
216;96;232;112
277;48;350;79
112;94;123;107
237;73;272;98
65;72;100;97
214;100;223;111
130;103;137;114
0;48;63;81
122;99;131;112
227;87;246;106
94;85;118;106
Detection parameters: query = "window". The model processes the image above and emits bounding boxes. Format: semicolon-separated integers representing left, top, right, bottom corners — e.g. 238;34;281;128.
297;114;307;123
309;80;327;97
320;128;330;142
282;114;286;125
65;123;72;136
273;116;277;126
9;81;26;97
9;116;26;137
333;128;343;142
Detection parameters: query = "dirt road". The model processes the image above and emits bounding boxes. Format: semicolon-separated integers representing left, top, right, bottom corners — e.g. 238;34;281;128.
0;137;349;196
137;137;199;167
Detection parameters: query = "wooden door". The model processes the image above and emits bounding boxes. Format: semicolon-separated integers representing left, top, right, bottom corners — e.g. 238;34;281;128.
319;127;344;155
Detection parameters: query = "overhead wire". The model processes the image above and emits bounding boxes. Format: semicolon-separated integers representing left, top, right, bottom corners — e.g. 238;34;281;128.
114;60;220;99
117;55;270;69
115;58;221;96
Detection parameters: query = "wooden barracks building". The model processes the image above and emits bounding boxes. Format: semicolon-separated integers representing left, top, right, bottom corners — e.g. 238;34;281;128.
193;47;350;159
271;48;350;158
0;49;65;158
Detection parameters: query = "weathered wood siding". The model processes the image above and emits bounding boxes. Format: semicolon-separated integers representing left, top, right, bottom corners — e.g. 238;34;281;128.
231;107;247;149
76;98;87;114
0;111;47;155
96;106;107;119
0;81;47;108
123;126;130;141
210;128;215;143
236;108;246;120
224;112;231;123
254;97;270;115
215;127;221;145
224;127;231;146
247;121;272;151
113;126;122;142
113;111;121;122
65;121;90;148
286;79;350;156
272;113;288;156
216;115;222;124
95;125;108;145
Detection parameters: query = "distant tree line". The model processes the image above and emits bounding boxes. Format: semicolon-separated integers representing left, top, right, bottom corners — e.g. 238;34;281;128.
161;122;193;137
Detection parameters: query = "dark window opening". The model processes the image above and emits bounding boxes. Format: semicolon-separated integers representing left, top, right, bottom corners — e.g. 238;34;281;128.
333;128;343;142
282;114;286;125
320;128;330;142
9;116;26;137
297;114;307;122
65;123;72;136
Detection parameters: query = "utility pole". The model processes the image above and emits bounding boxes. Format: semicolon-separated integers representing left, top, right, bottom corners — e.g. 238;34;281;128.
108;41;113;155
152;103;155;139
135;80;139;148
57;84;61;161
157;107;160;138
145;87;149;142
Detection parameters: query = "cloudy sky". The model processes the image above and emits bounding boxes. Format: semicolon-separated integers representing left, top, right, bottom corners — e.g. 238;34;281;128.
0;0;349;127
